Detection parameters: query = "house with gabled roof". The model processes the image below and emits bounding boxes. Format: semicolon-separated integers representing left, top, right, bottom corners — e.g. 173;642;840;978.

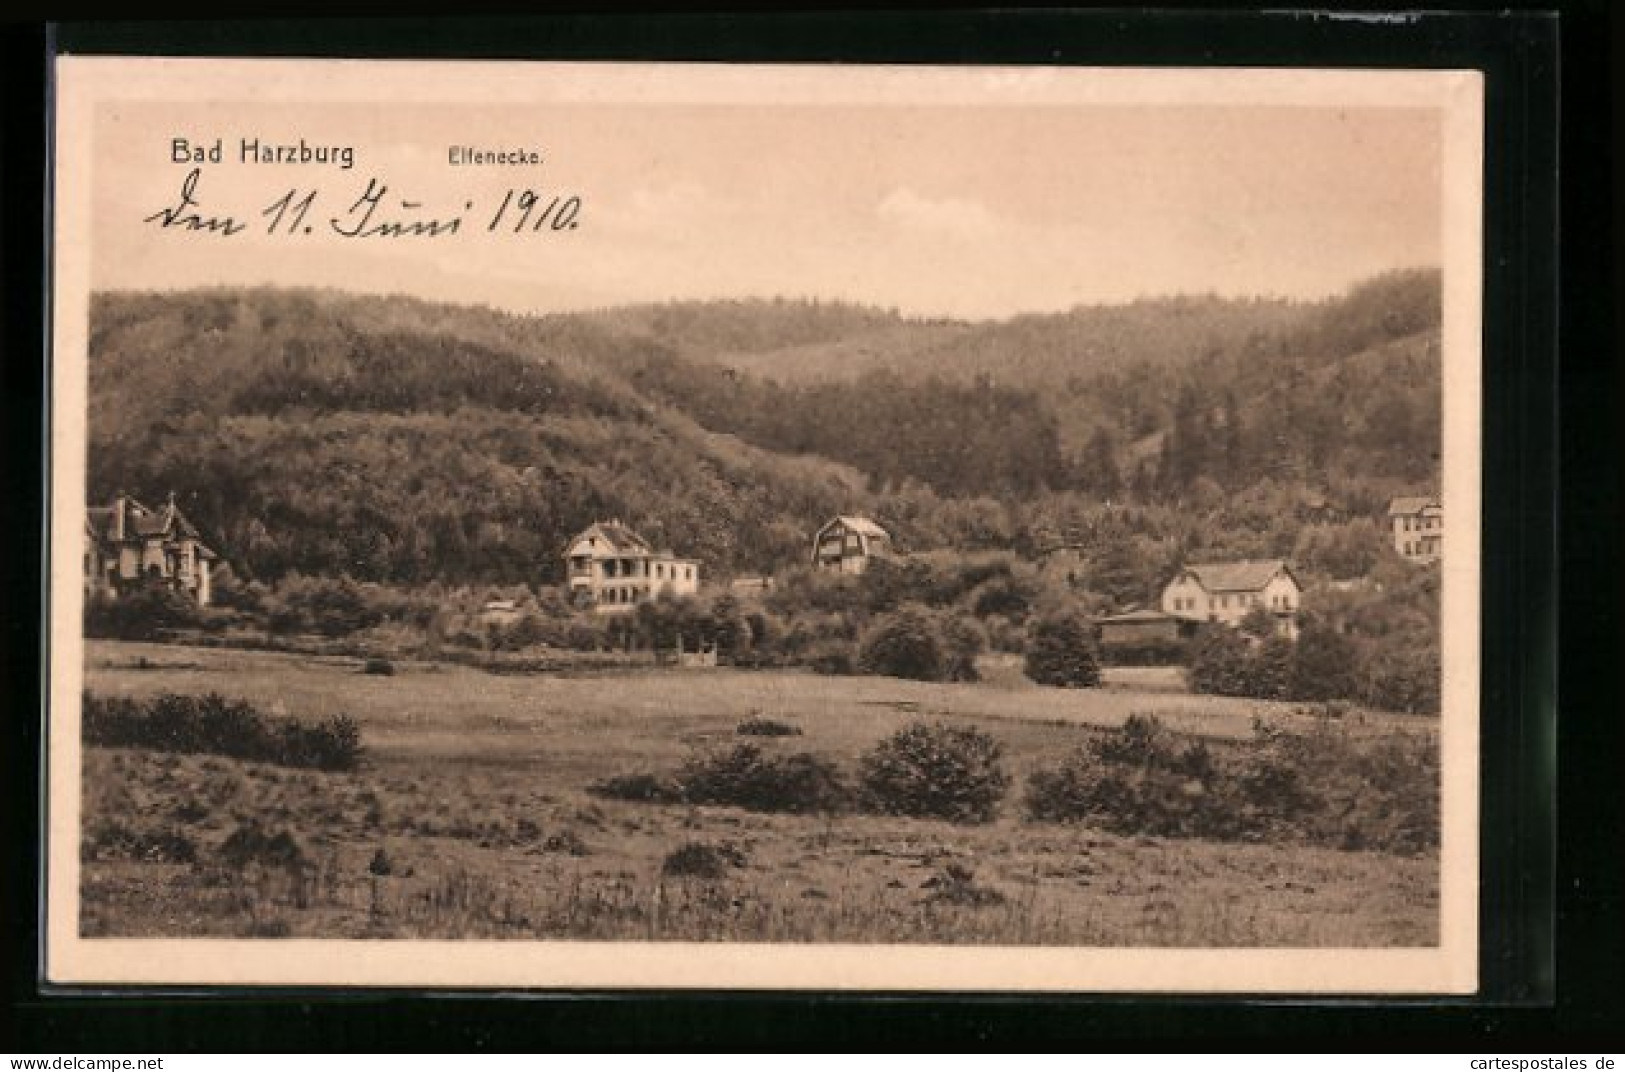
1387;495;1443;563
565;519;699;613
811;515;893;575
1160;558;1302;638
85;493;218;606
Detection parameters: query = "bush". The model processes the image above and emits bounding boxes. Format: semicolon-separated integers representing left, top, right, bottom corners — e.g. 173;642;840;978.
661;841;748;880
82;819;198;864
859;722;1009;823
1186;625;1257;696
804;640;857;676
1025;713;1439;853
679;744;848;815
361;657;396;676
857;606;945;681
1288;622;1361;702
736;716;802;737
219;820;307;870
587;771;682;803
81;691;365;771
84;584;200;641
1023;611;1102;687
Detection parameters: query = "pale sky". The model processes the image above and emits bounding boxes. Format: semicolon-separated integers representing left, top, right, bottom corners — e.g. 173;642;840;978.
87;71;1445;319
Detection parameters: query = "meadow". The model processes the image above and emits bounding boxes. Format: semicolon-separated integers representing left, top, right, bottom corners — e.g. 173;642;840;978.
78;640;1439;946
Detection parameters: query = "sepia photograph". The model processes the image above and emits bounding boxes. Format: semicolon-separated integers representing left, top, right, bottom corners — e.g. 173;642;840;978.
47;57;1482;991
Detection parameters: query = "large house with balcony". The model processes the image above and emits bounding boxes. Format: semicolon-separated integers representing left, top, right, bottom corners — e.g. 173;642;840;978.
1160;559;1302;638
811;516;893;575
565;520;700;613
1387;495;1443;563
85;493;218;607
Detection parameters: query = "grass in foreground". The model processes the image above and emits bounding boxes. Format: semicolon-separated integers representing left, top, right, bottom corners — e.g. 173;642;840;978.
77;641;1438;945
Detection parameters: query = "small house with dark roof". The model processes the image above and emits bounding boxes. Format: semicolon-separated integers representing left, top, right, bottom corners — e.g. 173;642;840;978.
1387;495;1443;563
1160;559;1301;638
1096;607;1192;649
811;516;892;575
85;493;218;606
565;519;699;613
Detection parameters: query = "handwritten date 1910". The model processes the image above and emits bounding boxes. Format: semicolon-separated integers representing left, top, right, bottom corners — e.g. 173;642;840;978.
144;168;584;239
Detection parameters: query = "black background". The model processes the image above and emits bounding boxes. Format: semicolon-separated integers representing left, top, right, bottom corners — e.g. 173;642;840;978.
2;3;1618;1050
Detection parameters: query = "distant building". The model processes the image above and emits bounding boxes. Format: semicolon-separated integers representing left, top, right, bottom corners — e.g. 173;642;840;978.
728;575;776;598
1096;607;1189;648
1161;559;1302;638
85;493;218;607
565;520;699;614
1387;495;1443;563
811;516;893;575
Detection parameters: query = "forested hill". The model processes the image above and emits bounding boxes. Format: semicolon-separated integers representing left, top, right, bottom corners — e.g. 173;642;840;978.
86;270;1440;588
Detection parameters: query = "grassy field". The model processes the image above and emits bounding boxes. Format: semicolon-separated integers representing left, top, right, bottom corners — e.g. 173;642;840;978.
78;640;1439;945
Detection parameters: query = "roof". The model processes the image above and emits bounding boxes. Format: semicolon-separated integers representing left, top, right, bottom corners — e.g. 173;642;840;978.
822;515;889;540
1388;495;1441;516
569;520;654;556
1178;559;1297;594
1097;608;1180;623
87;496;215;557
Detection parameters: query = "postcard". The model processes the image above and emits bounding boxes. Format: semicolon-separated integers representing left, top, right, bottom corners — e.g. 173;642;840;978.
47;56;1482;991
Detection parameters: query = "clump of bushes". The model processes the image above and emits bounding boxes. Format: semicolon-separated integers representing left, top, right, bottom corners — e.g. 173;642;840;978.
82;691;364;771
859;722;1009;824
84;585;200;641
735;716;802;737
1024;713;1439;854
219;820;307;870
857;605;984;683
1187;618;1439;715
587;771;682;803
81;818;198;864
661;841;748;879
1023;610;1102;687
680;745;848;815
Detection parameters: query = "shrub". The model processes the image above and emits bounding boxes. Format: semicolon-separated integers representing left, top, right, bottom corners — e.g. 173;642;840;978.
680;744;848;815
1025;713;1439;853
83;584;200;640
857;605;945;681
81;691;365;771
587;771;682;803
936;613;986;683
1360;642;1441;714
1186;624;1257;696
735;716;803;737
804;640;857;676
920;862;1005;907
361;657;396;676
661;841;747;879
81;819;198;864
219;820;307;870
1023;611;1102;687
1289;622;1361;702
859;722;1009;823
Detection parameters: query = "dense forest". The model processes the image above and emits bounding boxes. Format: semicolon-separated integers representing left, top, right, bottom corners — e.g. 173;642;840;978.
86;269;1441;601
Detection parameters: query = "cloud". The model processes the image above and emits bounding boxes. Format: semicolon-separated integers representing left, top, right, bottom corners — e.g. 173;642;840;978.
875;187;1005;242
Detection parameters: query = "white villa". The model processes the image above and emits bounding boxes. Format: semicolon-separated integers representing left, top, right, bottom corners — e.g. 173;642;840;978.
565;520;699;613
